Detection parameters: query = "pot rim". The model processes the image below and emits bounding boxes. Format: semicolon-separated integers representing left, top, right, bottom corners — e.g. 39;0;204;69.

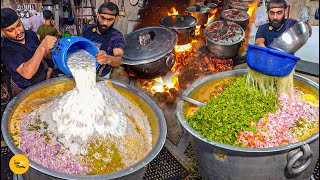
221;9;250;21
229;1;249;10
177;69;319;153
160;15;199;30
1;77;167;179
204;21;245;46
122;50;174;65
195;2;218;9
186;6;212;14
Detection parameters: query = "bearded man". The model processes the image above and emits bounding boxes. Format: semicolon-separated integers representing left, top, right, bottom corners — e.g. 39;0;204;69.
255;0;312;48
82;2;124;78
1;8;57;97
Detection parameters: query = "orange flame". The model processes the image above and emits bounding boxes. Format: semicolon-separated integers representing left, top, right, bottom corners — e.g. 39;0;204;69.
206;8;219;25
175;43;193;53
150;72;179;93
247;0;260;17
168;7;179;16
195;26;201;36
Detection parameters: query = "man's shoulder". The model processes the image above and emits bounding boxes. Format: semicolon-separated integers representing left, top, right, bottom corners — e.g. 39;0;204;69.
258;23;269;30
1;39;14;50
83;25;97;34
286;18;298;23
1;40;19;62
285;18;298;28
110;28;124;39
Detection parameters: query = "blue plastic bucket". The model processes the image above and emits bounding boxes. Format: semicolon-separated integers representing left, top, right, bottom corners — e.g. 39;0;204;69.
51;36;99;76
246;44;301;77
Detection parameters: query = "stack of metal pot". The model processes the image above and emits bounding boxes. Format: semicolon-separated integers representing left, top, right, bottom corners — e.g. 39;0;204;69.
122;26;177;79
160;14;198;45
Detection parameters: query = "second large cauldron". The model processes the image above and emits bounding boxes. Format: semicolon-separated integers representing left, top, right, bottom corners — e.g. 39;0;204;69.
177;69;319;180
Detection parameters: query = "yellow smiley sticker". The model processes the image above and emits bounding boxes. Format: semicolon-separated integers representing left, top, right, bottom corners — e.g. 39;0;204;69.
92;28;97;32
9;154;30;174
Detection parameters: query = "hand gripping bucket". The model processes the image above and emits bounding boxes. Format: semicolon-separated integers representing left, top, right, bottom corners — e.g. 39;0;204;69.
246;44;301;77
51;36;99;76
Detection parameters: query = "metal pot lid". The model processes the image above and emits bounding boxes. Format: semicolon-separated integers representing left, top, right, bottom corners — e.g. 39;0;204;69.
222;9;250;21
186;6;212;14
204;21;244;45
123;26;177;65
160;15;198;30
195;2;218;9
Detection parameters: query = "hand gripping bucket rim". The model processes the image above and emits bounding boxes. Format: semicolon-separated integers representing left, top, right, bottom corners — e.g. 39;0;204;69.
52;36;99;76
246;44;300;77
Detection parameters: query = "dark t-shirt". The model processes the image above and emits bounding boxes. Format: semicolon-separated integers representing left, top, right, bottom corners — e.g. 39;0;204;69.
255;18;298;47
83;25;124;77
1;30;46;89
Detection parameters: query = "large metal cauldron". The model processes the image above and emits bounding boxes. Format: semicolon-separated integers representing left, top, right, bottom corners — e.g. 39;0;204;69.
186;5;212;26
1;77;167;180
204;21;245;59
221;9;250;30
177;69;319;180
160;15;198;45
122;26;177;79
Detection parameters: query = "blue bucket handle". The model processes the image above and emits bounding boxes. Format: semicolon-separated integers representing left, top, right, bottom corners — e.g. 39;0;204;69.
50;37;60;53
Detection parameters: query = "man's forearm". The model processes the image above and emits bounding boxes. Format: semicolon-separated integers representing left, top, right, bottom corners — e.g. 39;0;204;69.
255;38;266;47
105;55;122;67
18;47;46;79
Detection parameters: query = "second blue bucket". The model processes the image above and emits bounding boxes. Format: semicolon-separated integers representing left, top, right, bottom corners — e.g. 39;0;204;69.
52;36;99;76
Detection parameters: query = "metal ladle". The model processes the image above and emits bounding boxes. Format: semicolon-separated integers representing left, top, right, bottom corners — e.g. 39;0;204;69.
181;96;206;106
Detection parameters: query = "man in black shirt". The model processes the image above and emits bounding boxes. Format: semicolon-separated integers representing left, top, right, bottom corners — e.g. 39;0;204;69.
1;8;57;96
255;0;312;48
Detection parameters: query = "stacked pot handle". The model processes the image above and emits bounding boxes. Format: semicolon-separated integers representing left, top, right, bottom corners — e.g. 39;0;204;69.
286;144;313;175
165;52;175;67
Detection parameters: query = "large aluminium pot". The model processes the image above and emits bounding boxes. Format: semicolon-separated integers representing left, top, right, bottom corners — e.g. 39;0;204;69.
221;9;250;30
186;5;212;26
229;1;249;12
177;69;319;180
1;77;167;180
160;14;198;45
204;21;245;59
122;26;177;79
195;1;218;10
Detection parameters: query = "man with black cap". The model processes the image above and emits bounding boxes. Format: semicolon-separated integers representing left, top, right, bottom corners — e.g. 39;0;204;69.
1;8;57;97
82;2;124;79
255;0;312;48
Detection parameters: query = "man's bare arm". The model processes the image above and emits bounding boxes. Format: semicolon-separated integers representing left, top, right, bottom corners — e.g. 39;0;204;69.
255;38;266;47
16;36;57;79
96;48;123;67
